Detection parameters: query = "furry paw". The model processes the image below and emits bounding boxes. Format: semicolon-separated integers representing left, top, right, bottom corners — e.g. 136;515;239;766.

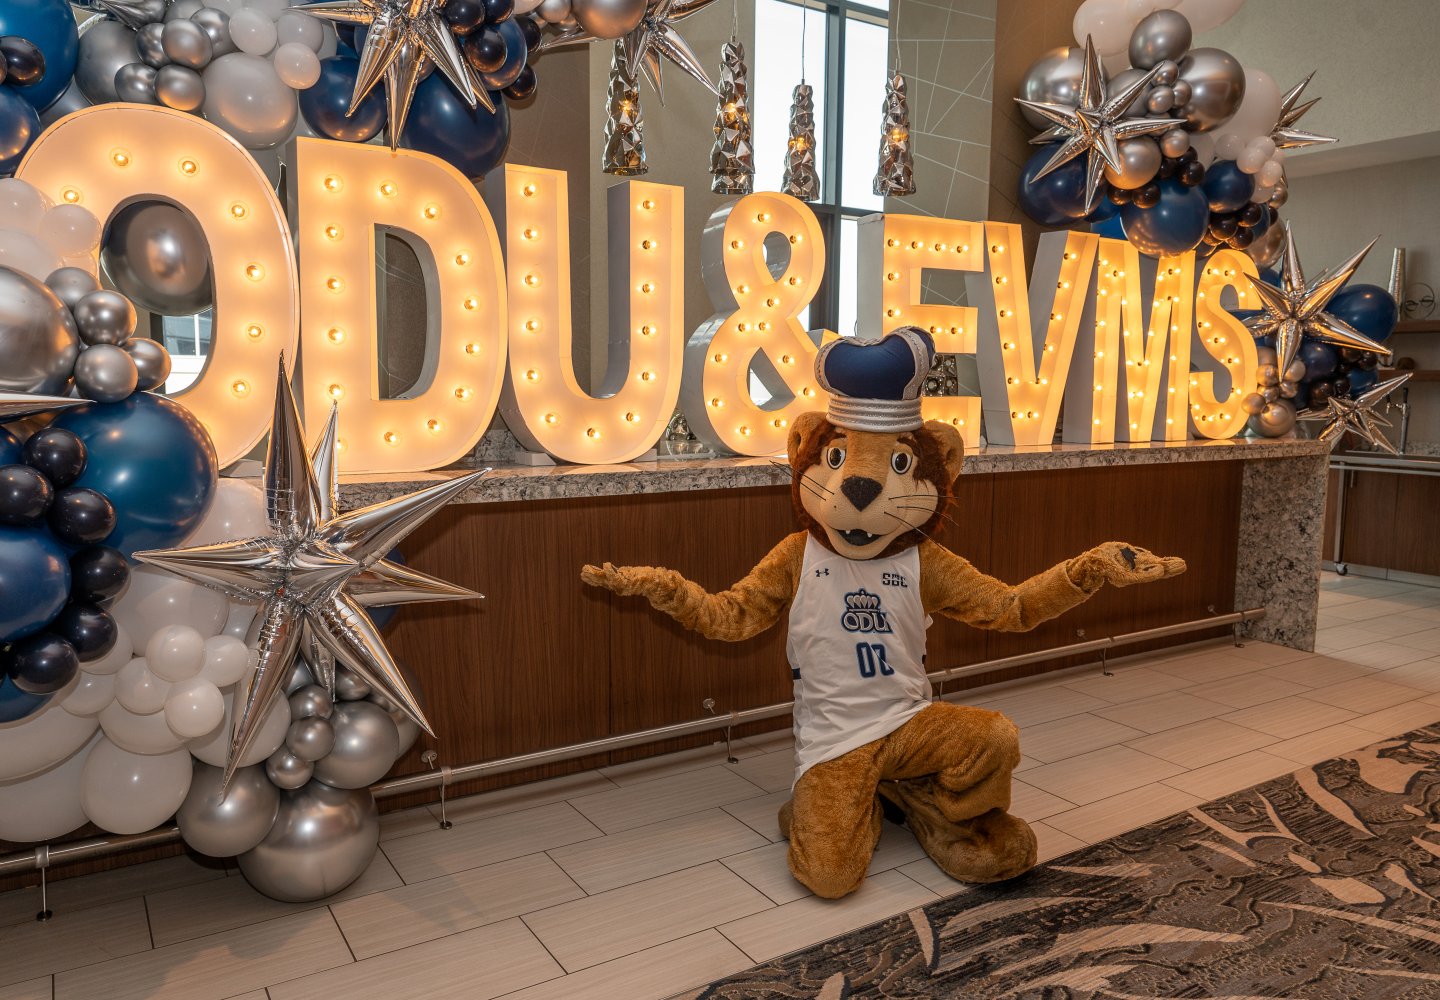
1068;542;1186;591
581;562;639;595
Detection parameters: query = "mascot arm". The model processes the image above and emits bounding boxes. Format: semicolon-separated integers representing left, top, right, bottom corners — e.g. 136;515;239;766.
582;531;807;642
919;540;1185;632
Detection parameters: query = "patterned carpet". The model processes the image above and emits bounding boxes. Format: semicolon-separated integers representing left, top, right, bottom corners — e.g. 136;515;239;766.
698;722;1440;999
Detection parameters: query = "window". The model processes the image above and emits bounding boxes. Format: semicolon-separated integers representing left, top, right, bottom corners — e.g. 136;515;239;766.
753;0;890;338
155;312;211;393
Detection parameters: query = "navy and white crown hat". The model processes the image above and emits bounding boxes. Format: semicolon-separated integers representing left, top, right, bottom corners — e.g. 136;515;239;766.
814;326;936;433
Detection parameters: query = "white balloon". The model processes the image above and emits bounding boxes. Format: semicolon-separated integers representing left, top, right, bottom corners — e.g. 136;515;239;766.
62;671;116;716
272;41;320;88
0;735;97;843
81;738;193;834
223;601;259;640
188;688;291;767
314;22;337;58
275;11;324;51
111;565;229;648
183;477;268;547
206;0;242;12
99;698;187;754
115;657;172;715
80;622;133;676
201;634;255;687
0;701;100;781
165;678;225;738
229;8;278;54
1172;0;1245;33
1189;131;1217;166
514;0;545;13
1072;0;1132;55
1215;132;1245;160
1211;69;1280;148
1236;145;1267;174
0;178;49;230
146;625;207;682
243;0;287;17
0;230;64;282
1257;158;1283;187
40;204;103;256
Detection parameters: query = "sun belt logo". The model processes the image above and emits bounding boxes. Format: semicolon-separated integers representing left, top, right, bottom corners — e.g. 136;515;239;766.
841;589;893;634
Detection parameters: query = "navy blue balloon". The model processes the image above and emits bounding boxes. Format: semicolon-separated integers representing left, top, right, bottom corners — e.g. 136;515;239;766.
1348;368;1380;394
479;18;527;90
0;428;21;466
1290;379;1310;410
300;57;388;142
51;393;217;557
0;86;41;175
1018;145;1089;227
1120;178;1210;257
1328;283;1399;344
1201;160;1254;214
1087;195;1119;223
1300;341;1338;380
401;72;510;180
0;525;69;641
0;0;78;112
1257;267;1281;287
1090;213;1126;240
0;676;50;723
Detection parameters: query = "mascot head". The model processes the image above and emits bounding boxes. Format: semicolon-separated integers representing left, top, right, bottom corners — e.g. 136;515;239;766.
787;326;964;561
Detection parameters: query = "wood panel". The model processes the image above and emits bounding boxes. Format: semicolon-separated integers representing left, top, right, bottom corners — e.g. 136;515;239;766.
1329;471;1399;571
1389;472;1440;576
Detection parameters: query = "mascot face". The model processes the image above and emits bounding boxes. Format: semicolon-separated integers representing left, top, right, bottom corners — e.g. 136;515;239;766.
788;412;964;560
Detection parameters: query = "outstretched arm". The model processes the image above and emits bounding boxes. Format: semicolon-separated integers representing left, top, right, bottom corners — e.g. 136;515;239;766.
582;532;807;641
920;540;1186;632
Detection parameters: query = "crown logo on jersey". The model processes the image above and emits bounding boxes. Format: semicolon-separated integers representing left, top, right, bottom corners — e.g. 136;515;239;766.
841;589;892;634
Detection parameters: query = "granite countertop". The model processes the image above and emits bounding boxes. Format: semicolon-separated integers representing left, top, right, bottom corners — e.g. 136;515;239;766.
332;435;1330;507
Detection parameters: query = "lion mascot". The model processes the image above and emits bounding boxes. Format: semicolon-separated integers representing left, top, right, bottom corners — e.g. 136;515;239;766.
583;327;1186;899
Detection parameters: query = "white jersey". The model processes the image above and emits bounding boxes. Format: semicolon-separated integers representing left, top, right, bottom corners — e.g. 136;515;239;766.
787;536;931;787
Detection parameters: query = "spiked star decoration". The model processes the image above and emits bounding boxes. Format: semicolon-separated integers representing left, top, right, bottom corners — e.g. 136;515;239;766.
302;0;491;149
1298;373;1411;454
135;360;487;787
0;392;89;422
1014;35;1174;215
540;0;720;103
1271;73;1336;151
95;0;167;30
1243;223;1392;375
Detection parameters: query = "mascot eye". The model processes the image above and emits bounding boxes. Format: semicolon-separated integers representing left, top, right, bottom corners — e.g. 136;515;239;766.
891;452;913;475
825;446;846;469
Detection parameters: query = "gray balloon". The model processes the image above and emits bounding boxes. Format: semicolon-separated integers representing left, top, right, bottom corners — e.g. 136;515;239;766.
289;684;333;721
1261;385;1280;403
237;782;379;902
72;289;137;344
1171;80;1192;107
39;75;93;128
1258;362;1280;387
1256;345;1278;367
1102;137;1161;190
76;21;139;104
137;22;169;68
312;701;399;789
1177;47;1245;132
100;201;214;316
74;344;139;402
1159;127;1190;158
1240;392;1266;416
571;0;646;39
333;668;371;701
1018;46;1085;131
161;19;213;70
124;337;172;391
286;716;336;762
391;712;420;756
265;747;313;790
284;658;316;694
1254;400;1296;437
191;8;237;58
1152;60;1178;87
156;64;205;112
1145;86;1174;115
176;761;279;858
127;0;168;23
1128;9;1193;70
115;62;159;104
200;52;297;150
1284;358;1308;384
1278;380;1299;399
164;0;205;22
0;269;81;395
1108;67;1150;116
45;267;101;311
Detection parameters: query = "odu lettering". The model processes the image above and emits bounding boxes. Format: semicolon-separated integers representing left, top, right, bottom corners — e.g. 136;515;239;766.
841;589;893;634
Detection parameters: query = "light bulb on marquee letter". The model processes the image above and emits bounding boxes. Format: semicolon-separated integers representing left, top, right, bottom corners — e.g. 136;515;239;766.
682;192;832;457
485;165;683;463
965;224;1097;447
856;214;984;448
290;137;506;474
16;105;299;467
1190;249;1259;439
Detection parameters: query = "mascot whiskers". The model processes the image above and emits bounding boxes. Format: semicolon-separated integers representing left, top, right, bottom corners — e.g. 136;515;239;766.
583;327;1186;899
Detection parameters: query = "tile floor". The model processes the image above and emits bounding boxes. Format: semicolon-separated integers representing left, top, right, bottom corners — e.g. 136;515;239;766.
3;571;1440;1000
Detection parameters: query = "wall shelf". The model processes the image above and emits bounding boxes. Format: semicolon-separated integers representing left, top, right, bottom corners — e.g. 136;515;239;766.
1392;320;1440;334
1380;368;1440;382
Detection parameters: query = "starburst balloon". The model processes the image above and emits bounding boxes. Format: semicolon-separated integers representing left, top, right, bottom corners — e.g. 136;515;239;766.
0;392;89;421
1243;223;1392;375
540;0;720;103
135;360;487;787
1271;73;1336;151
95;0;166;30
303;0;490;149
1298;373;1411;454
1014;35;1174;214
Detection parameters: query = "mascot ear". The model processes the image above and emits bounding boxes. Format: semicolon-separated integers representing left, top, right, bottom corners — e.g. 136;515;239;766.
788;412;830;468
923;419;965;485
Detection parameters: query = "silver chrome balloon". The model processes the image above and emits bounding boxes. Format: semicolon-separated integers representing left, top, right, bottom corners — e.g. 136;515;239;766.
1176;47;1246;133
1258;363;1280;387
1107;67;1149;116
311;701;399;789
97;0;166;29
1101;137;1161;190
265;746;313;789
289;684;334;720
1253;399;1296;437
45;267;101;311
0;268;81;396
1159;127;1190;158
124;337;172;391
114;61;158;104
1240;392;1266;416
1152;60;1178;87
538;0;721;103
100;200;214;316
74;344;139;403
164;0;204;22
1145;87;1174;115
286;716;336;762
136;22;169;68
176;761;279;858
333;668;371;701
191;8;238;59
237;781;379;902
156;64;206;112
1284;358;1308;384
39;75;94;128
73;289;137;345
161;18;214;69
1171;80;1192;107
76;21;138;104
571;0;647;40
1017;46;1085;131
1128;9;1192;70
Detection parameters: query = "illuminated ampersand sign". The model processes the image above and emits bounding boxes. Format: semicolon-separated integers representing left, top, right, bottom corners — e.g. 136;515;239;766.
16;105;300;468
1190;249;1260;439
487;165;684;463
682;193;833;457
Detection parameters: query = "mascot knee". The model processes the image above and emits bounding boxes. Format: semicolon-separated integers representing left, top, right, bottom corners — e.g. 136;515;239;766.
788;842;868;900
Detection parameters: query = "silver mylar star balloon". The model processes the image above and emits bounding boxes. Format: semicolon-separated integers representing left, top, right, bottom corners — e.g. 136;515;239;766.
135;359;486;788
302;0;492;149
540;0;720;103
1298;373;1411;454
0;392;90;421
1014;35;1174;215
1243;223;1392;375
1271;72;1336;151
96;0;167;30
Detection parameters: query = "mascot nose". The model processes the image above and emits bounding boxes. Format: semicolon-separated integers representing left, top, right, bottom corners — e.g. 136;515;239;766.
841;476;883;511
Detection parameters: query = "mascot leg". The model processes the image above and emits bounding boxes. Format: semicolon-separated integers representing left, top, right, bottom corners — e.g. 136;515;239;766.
785;742;885;899
878;703;1038;884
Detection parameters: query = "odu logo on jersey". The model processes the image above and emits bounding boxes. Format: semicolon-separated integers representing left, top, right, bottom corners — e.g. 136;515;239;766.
840;589;893;634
